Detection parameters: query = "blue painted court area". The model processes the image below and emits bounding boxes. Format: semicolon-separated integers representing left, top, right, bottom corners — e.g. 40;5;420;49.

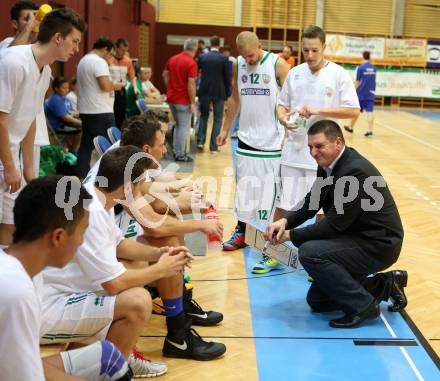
405;110;440;123
244;247;440;380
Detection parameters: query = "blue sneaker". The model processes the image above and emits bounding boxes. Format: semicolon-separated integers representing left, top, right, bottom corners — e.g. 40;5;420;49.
252;255;283;274
222;228;246;251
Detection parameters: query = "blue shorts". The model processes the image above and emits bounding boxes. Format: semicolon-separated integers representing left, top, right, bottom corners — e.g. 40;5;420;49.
359;99;374;112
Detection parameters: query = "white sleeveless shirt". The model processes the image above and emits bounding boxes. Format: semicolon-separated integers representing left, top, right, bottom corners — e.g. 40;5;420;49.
237;51;284;151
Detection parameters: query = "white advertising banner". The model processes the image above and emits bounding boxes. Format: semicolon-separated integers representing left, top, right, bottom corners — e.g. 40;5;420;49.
345;67;440;99
325;34;385;61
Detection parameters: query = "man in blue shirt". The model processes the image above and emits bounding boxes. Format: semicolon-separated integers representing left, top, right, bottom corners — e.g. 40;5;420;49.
344;51;376;137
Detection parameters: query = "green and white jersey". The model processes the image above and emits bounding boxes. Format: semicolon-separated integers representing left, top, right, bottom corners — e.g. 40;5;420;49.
237;51;284;151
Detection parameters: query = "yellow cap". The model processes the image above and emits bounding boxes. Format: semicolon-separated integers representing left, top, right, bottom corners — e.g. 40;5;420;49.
33;4;53;33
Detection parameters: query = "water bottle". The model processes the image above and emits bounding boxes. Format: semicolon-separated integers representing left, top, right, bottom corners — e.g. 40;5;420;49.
33;4;53;33
205;206;222;250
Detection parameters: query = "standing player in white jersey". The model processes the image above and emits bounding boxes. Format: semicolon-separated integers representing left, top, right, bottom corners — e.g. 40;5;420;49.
0;1;52;182
0;7;86;248
275;25;359;241
216;31;290;273
0;176;133;381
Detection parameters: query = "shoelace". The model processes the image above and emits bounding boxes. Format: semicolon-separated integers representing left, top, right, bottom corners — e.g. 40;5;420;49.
131;346;151;362
188;298;205;314
259;255;273;265
228;229;243;242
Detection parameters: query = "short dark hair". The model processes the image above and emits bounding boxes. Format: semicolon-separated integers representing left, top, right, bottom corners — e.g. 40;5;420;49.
198;39;205;45
93;36;114;51
13;176;91;243
52;76;68;91
115;38;128;47
121;114;162;148
308;120;345;144
301;25;325;44
284;45;293;52
37;8;87;43
210;36;220;47
363;51;370;60
223;44;231;52
10;1;38;21
95;146;153;192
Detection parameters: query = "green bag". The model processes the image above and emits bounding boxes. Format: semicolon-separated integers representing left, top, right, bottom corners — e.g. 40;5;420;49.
38;144;65;176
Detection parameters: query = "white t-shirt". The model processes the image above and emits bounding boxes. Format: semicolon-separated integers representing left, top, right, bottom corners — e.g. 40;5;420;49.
0;45;51;150
77;53;114;114
0;252;45;381
0;37;13;50
66;91;78;114
0;38;49;147
142;80;155;94
40;182;126;300
279;61;359;169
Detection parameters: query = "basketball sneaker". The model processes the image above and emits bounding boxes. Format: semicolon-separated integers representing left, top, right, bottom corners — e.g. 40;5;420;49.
252;255;283;274
184;296;223;326
128;347;168;378
163;312;226;360
222;228;246;251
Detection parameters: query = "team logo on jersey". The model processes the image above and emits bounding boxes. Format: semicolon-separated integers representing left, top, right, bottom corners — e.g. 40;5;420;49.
325;86;334;97
242;74;248;83
262;74;271;84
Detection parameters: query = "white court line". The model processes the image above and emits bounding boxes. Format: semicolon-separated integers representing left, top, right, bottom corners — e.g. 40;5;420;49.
380;313;425;381
376;121;440;153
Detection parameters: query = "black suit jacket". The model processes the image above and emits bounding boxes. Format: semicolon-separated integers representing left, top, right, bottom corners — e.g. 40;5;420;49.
197;50;231;99
286;147;404;258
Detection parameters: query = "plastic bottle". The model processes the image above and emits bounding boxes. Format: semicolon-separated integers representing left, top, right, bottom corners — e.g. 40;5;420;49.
205;206;222;250
33;4;53;33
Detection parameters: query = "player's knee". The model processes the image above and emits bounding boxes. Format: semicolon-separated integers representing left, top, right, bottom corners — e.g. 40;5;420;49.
99;340;133;381
124;287;152;322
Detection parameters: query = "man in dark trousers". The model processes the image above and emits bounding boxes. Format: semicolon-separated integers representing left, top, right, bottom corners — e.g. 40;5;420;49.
266;119;407;328
196;36;231;154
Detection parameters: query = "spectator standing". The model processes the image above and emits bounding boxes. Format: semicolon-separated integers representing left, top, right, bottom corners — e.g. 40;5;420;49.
76;36;125;177
108;38;137;128
278;45;296;67
163;39;198;162
197;36;231;154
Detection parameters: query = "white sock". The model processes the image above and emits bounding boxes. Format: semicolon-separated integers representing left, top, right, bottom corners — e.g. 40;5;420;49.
61;340;132;381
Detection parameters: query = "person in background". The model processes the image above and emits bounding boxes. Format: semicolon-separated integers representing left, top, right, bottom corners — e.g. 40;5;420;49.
108;38;137;128
66;76;79;117
344;51;377;137
196;36;231;154
76;36;124;177
45;76;82;132
139;65;166;103
278;45;296;67
162;39;198;162
44;76;82;152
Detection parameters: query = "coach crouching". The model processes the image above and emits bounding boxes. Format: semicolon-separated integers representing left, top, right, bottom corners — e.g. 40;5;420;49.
265;119;407;328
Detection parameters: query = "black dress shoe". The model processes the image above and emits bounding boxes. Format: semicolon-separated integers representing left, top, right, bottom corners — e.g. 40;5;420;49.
344;126;353;133
329;300;380;328
389;270;408;312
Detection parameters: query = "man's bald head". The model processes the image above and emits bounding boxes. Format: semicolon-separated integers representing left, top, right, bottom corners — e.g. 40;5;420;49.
236;31;262;65
236;31;259;50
